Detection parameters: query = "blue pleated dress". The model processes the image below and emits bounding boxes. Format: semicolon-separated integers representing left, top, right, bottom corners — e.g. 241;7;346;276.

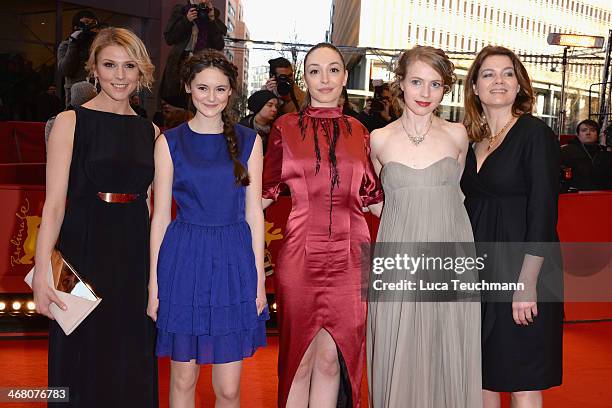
155;122;268;364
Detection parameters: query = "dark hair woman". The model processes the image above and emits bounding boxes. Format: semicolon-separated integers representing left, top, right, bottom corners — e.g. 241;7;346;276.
149;49;268;406
262;42;383;407
461;46;563;408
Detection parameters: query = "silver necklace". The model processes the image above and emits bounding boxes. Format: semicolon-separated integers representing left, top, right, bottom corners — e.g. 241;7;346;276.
401;115;433;146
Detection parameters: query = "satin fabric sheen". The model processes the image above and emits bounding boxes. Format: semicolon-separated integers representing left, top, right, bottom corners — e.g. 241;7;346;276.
263;106;383;407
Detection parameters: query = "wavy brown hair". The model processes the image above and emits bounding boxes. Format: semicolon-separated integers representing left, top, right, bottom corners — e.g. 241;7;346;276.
393;46;456;104
464;46;535;142
181;50;249;186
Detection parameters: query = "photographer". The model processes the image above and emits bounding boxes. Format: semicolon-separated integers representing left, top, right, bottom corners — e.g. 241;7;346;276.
57;10;99;106
561;119;612;190
264;57;306;115
357;82;398;132
159;0;227;109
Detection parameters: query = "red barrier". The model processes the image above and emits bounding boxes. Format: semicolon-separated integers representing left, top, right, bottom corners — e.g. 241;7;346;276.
0;121;46;164
0;184;45;292
1;163;610;322
558;191;612;321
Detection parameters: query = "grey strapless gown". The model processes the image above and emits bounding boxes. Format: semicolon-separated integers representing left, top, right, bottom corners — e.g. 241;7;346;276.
367;157;482;408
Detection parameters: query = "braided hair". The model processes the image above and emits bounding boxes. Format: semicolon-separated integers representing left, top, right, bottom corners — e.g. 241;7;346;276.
181;50;249;186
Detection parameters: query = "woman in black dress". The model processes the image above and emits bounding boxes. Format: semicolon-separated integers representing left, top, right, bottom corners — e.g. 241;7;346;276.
33;27;159;407
460;46;563;408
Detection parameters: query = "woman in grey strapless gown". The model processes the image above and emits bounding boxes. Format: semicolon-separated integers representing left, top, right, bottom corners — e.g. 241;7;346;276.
366;46;481;408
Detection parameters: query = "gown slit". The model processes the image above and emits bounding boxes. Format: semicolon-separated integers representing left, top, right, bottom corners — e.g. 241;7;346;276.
263;106;383;408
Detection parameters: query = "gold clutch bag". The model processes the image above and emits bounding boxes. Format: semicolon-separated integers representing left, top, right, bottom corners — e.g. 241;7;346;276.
24;249;102;335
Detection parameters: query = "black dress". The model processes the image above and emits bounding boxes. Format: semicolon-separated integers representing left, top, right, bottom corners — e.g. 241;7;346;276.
48;106;158;407
460;114;563;392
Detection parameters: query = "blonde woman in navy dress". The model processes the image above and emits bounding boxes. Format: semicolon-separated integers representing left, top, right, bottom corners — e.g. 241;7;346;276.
148;50;268;407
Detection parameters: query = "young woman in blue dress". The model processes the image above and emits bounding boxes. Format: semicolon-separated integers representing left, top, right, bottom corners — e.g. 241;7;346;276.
148;50;268;407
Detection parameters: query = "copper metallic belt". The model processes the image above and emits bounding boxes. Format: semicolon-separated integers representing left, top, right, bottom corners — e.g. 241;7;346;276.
97;192;143;203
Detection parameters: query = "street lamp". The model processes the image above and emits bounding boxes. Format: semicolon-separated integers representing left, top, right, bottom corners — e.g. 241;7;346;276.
547;33;605;136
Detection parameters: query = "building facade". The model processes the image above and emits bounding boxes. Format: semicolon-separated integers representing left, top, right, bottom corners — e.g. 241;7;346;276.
247;65;270;97
330;0;612;131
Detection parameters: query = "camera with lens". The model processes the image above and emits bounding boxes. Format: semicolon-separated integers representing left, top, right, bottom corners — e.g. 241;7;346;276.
370;96;386;113
274;74;294;97
195;4;211;19
76;20;98;33
370;84;389;113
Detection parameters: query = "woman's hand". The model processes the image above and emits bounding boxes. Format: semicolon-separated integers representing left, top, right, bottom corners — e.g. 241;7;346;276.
33;273;66;320
512;286;538;326
147;286;159;322
256;281;267;316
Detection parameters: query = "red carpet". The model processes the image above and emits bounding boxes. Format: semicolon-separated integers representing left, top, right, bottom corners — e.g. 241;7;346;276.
0;322;610;407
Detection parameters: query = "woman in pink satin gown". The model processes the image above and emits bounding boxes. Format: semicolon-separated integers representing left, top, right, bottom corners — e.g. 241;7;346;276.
262;43;383;407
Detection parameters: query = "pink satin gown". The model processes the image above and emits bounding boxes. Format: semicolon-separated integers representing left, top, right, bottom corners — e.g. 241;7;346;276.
263;106;383;407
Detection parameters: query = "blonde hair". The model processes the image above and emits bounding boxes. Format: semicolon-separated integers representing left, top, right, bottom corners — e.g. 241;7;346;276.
85;27;154;91
463;46;534;142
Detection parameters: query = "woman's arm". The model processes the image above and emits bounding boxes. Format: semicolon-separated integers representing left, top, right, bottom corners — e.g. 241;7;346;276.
261;122;284;210
33;111;76;318
365;128;385;217
245;136;267;315
513;121;560;325
147;124;162;217
147;135;174;322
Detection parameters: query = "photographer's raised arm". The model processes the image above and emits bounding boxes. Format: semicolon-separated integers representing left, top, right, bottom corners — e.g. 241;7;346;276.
57;39;82;78
163;5;195;46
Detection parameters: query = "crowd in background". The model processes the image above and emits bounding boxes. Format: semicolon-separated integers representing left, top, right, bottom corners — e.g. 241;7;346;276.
1;3;611;191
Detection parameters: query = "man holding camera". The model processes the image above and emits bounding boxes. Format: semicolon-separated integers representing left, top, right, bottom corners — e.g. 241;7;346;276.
264;57;306;115
357;82;398;132
159;0;227;108
57;10;100;106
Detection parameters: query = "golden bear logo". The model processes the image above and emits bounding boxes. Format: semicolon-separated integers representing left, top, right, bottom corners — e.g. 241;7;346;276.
10;199;42;266
263;221;284;276
264;221;283;247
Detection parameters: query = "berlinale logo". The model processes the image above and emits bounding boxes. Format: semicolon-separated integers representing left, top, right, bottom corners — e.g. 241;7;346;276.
10;198;41;266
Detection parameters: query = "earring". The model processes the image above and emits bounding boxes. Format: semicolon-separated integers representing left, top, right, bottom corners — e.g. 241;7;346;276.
94;76;99;88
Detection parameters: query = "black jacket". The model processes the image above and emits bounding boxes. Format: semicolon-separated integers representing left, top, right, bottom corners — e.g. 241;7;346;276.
159;5;227;108
560;138;612;190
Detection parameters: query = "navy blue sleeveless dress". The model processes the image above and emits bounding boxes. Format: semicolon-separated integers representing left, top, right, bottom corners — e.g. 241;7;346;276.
155;122;268;364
